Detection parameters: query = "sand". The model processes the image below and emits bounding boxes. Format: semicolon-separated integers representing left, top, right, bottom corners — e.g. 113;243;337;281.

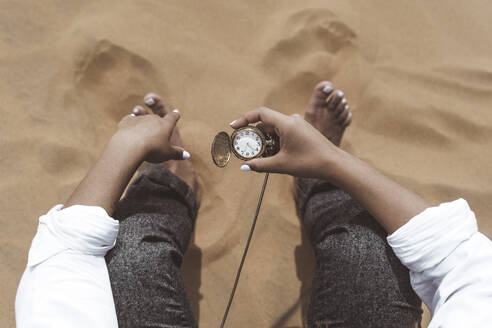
2;0;492;326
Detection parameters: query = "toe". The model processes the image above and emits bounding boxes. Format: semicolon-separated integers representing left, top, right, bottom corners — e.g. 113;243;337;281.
144;93;168;117
336;105;350;124
337;105;350;123
327;90;344;110
132;105;148;116
342;111;353;127
309;81;334;108
334;97;347;117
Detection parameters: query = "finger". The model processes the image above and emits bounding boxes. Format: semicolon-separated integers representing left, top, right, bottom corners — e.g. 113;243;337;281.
162;109;181;125
255;122;276;134
159;109;181;141
144;93;168;117
132;106;148;116
118;114;135;127
230;107;286;129
241;155;284;173
123;113;137;120
169;145;191;160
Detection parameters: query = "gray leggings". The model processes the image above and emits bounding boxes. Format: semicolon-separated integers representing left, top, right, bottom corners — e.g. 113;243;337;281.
106;165;422;327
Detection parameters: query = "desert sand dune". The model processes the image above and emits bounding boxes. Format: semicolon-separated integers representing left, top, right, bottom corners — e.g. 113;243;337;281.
3;1;492;327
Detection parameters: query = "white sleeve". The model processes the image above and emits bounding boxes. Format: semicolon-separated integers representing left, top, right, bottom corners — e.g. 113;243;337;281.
15;204;119;328
387;199;492;327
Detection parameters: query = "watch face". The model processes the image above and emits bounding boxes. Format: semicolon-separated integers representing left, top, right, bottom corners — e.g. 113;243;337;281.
232;128;263;159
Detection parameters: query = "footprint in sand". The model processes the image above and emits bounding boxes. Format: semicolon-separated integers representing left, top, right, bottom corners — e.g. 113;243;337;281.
262;8;357;114
264;8;356;68
68;38;167;122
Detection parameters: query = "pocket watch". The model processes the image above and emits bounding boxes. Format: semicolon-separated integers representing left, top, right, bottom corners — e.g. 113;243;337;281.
211;125;280;167
212;124;280;326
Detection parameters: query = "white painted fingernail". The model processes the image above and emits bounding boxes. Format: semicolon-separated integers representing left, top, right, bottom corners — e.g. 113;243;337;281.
130;113;136;117
230;120;237;126
145;98;155;106
173;109;180;113
322;85;333;93
182;150;190;159
241;164;251;172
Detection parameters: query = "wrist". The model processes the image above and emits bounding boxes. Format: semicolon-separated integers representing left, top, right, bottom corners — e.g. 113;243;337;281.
318;145;353;184
108;132;147;166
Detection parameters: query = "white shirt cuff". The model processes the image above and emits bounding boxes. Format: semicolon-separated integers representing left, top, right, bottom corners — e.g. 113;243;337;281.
387;198;478;273
27;204;119;267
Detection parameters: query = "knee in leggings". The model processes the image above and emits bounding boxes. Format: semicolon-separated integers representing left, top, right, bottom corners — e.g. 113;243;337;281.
111;214;191;268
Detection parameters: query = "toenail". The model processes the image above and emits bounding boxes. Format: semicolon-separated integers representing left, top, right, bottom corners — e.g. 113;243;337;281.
133;107;140;113
182;150;191;159
241;164;251;172
230;120;237;126
130;113;136;117
322;85;333;94
341;98;347;104
345;105;349;110
337;90;344;97
172;109;180;113
145;98;155;106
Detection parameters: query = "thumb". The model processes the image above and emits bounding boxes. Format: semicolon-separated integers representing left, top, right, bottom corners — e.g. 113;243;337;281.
242;156;282;173
169;146;191;161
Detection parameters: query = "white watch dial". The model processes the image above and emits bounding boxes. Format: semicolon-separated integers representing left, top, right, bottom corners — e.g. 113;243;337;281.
233;130;262;159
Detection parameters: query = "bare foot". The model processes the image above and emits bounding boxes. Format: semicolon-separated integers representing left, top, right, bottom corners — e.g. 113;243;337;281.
133;93;201;204
293;81;352;202
304;81;352;147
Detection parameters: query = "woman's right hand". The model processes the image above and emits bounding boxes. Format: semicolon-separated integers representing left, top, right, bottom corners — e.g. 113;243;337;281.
114;110;187;164
230;107;343;178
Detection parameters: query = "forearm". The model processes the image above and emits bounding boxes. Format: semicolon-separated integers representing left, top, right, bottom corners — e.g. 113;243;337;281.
323;149;430;234
65;134;145;215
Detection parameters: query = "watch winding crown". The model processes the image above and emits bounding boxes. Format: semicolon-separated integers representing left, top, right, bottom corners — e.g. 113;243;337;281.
263;133;280;157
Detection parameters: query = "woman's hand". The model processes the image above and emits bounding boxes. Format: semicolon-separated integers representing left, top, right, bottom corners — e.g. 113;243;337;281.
230;107;342;178
65;109;189;215
231;106;430;234
114;110;188;164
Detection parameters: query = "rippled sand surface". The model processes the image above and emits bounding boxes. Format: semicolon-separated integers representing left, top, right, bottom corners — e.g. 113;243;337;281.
2;1;492;326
